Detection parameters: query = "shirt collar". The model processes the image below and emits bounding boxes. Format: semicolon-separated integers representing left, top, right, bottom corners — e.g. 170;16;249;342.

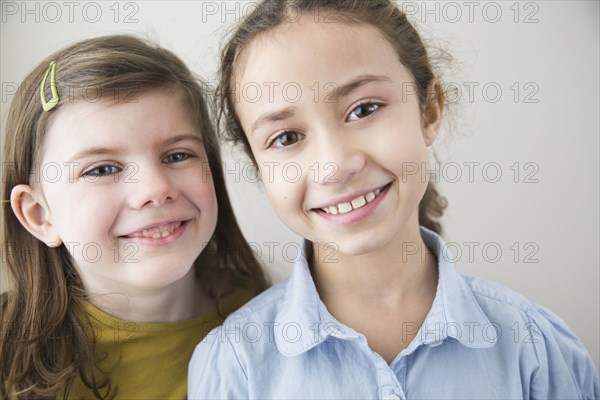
274;242;355;356
274;227;496;357
416;227;497;350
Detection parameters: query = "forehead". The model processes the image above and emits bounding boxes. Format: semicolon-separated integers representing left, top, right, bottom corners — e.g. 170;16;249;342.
235;17;406;88
40;89;198;159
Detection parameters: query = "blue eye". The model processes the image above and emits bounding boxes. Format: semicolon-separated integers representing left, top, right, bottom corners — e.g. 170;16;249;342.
83;164;121;177
163;152;192;163
347;103;381;122
269;131;303;148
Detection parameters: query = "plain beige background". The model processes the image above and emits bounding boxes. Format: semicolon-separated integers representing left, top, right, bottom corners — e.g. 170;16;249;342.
1;1;598;371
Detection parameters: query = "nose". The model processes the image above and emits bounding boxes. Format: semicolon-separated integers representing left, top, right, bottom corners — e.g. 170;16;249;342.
128;163;178;208
311;128;367;185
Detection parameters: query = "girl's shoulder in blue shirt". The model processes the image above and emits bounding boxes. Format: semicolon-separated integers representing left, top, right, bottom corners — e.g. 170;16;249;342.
189;228;599;399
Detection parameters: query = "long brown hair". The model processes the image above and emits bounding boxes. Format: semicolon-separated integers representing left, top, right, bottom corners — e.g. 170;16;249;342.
1;34;267;399
217;0;448;234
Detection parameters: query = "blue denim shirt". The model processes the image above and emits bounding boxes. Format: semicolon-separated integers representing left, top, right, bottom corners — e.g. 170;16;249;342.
189;227;599;399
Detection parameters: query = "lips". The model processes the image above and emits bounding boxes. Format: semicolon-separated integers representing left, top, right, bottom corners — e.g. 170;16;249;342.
122;221;184;239
318;185;387;215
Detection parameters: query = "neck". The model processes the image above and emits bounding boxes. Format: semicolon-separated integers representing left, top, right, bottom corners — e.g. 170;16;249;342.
85;267;215;323
312;220;438;310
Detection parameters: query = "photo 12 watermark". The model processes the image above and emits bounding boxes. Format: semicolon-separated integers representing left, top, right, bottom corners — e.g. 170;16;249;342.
1;1;140;24
1;160;541;186
203;318;542;346
1;240;140;265
225;80;541;106
1;79;540;107
197;1;541;25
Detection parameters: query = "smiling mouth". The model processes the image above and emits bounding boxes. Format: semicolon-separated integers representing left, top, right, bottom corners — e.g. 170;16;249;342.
122;221;185;239
318;184;389;215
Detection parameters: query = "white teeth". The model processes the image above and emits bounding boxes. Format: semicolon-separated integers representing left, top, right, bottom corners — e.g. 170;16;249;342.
337;202;353;214
128;221;182;239
320;188;383;215
350;195;366;209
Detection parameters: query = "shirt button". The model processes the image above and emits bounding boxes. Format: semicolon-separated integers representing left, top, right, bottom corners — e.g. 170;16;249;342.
384;395;400;400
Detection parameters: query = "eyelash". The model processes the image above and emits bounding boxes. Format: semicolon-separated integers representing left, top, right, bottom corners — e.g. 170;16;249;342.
267;131;303;149
82;164;121;178
162;152;194;164
346;101;383;122
81;152;195;177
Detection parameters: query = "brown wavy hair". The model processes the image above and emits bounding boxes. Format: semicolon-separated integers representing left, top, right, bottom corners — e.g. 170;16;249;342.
0;34;267;399
217;0;448;235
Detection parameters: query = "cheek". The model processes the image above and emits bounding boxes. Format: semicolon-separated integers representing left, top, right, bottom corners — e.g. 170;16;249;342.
378;122;430;162
262;180;287;213
42;178;123;246
189;176;219;226
182;162;218;204
258;161;303;211
194;182;218;213
262;181;309;236
53;204;116;245
402;144;430;179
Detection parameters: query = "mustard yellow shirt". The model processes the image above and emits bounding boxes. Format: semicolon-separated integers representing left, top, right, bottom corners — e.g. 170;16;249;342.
66;288;252;399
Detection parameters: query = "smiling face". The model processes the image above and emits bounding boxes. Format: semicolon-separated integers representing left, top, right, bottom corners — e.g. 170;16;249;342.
30;89;218;294
235;18;441;256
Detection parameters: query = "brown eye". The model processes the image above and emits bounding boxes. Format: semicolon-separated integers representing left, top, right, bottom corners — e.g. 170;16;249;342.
347;103;381;122
270;131;301;148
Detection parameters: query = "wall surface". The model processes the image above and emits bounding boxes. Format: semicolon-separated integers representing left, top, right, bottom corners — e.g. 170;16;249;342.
1;0;598;371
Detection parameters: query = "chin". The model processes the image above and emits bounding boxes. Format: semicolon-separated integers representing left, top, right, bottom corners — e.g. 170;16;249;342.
315;236;390;259
339;242;384;257
134;263;195;290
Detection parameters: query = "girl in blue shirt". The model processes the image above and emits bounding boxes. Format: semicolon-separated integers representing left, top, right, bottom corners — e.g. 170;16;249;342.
189;0;599;398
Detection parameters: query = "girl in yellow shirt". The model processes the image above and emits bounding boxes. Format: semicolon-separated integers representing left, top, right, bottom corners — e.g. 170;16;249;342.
0;34;267;399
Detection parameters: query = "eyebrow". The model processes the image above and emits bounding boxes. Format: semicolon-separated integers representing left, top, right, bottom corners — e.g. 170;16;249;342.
333;74;393;99
251;107;297;136
68;134;204;162
249;74;392;135
163;134;204;146
68;147;120;163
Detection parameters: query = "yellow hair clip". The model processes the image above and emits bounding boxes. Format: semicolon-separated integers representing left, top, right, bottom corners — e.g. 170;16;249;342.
40;61;59;112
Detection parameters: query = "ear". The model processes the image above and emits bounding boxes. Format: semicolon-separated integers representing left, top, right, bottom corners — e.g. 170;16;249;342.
422;80;444;147
10;184;62;247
